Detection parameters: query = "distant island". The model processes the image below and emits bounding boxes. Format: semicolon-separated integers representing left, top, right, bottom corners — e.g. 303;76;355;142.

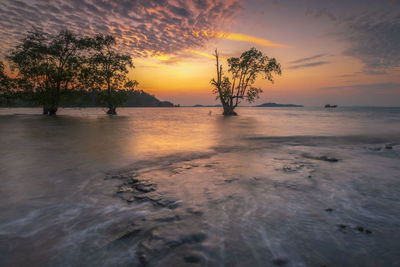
192;104;222;107
256;102;304;107
190;103;304;108
123;90;174;107
0;90;174;108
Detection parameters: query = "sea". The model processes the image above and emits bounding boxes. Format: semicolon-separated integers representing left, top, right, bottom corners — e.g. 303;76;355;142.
0;107;400;266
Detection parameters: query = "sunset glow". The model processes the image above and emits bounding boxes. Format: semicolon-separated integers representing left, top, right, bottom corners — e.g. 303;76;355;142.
218;32;289;48
0;0;399;106
1;2;400;266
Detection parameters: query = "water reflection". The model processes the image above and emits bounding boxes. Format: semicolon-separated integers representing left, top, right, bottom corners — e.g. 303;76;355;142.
1;107;400;266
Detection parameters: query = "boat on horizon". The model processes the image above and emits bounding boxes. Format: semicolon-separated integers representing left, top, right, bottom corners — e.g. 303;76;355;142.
325;104;338;108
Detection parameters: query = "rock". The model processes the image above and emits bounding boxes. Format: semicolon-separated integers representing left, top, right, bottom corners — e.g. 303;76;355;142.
282;163;304;173
186;208;203;216
135;183;156;193
356;226;364;232
368;146;382;151
117;228;141;240
180;233;207;244
157;199;182;209
166;240;182;248
272;258;288;266
111;172;182;211
182;165;193;170
137;251;147;266
317;156;339;162
134;195;151;201
125;197;135;202
337;224;347;229
325;208;333;212
184;255;201;263
224;178;238;183
154;215;181;222
117;186;134;193
129;178;140;184
355;226;372;234
107;174;138;181
385;144;394;149
303;154;339;162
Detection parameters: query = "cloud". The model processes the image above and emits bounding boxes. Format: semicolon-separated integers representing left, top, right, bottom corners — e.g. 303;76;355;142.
186;50;221;60
0;0;242;58
217;32;289;48
288;54;329;69
341;12;400;73
290;54;326;64
320;82;400;91
305;7;337;21
288;61;330;70
186;49;227;61
299;1;400;73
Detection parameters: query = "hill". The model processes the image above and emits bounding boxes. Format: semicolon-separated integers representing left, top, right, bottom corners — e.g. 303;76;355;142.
256;102;303;107
0;90;174;107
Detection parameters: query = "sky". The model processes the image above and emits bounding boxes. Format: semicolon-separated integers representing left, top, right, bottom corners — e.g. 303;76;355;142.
0;0;399;106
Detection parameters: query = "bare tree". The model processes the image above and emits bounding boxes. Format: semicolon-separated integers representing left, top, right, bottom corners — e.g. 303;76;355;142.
211;48;281;115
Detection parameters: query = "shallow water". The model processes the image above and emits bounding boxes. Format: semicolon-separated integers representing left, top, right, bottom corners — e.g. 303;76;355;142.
1;107;400;266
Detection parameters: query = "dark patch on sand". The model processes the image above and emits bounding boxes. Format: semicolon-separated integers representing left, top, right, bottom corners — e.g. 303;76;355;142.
302;154;339;162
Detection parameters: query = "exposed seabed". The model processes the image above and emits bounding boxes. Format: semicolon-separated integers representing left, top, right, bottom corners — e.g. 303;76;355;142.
88;137;400;266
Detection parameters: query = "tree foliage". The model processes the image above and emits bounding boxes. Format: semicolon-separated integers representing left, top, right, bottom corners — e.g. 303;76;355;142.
6;29;136;115
7;29;91;114
83;35;138;115
0;61;10;92
211;47;281;115
0;61;13;105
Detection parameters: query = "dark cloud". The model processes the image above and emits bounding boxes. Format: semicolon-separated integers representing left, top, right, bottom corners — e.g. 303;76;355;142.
288;61;330;70
193;0;211;10
169;5;192;17
288;54;329;69
0;0;241;57
320;82;400;91
290;54;326;64
341;12;400;73
305;7;336;21
298;0;400;74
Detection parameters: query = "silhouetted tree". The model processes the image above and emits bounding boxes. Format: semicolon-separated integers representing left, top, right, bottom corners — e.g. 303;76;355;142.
0;61;12;105
0;61;10;92
211;48;281;115
7;29;90;115
86;35;138;115
0;62;26;106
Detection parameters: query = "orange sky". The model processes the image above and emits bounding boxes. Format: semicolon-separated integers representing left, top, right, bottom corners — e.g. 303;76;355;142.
132;32;399;106
126;1;400;106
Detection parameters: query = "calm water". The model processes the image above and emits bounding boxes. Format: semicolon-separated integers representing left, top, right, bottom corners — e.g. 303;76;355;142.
0;107;400;266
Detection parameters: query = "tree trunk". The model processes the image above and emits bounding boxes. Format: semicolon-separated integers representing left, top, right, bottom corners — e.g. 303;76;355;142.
222;105;237;116
48;106;58;115
107;106;117;115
